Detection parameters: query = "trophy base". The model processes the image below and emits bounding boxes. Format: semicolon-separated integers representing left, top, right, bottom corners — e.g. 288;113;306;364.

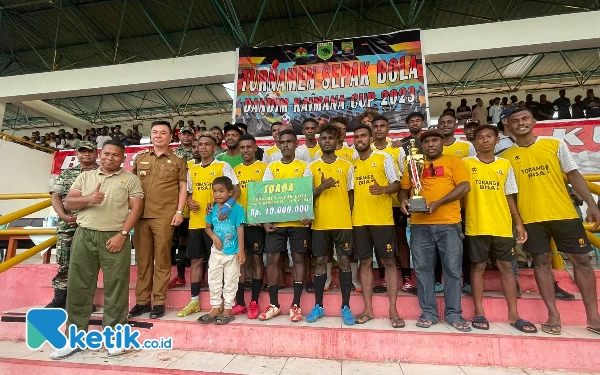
408;197;429;213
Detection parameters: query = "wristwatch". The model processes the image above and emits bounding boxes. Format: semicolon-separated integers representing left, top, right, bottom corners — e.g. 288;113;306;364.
120;230;129;236
176;210;183;215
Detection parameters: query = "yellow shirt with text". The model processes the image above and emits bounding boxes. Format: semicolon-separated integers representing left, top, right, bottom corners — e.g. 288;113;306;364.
352;151;399;226
263;159;312;227
463;157;517;237
310;158;353;230
443;139;474;159
400;154;468;225
501;136;579;224
234;161;267;211
306;144;321;161
188;161;229;229
372;143;405;207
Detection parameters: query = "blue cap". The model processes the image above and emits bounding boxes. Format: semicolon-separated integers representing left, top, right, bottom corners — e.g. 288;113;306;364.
500;107;516;120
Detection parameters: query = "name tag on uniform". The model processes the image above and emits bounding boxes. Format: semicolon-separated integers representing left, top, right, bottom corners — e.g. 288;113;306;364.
140;161;150;164
167;160;172;164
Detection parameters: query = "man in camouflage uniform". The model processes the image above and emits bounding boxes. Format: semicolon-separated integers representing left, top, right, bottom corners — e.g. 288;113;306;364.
169;126;194;287
46;141;98;308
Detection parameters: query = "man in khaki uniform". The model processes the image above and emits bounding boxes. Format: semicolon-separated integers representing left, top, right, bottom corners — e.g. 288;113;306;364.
129;121;188;319
50;140;144;360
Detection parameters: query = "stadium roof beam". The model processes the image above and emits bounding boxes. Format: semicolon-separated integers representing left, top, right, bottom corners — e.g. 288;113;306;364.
135;0;177;56
112;0;127;64
209;0;247;46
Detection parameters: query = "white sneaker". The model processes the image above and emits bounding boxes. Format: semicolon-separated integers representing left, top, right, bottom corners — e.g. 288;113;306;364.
50;346;82;360
107;347;126;357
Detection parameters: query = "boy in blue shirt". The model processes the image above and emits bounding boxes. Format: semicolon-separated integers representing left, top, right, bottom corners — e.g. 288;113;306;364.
198;176;246;325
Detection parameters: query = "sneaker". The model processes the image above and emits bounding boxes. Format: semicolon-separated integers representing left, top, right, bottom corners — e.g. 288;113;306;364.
168;277;186;289
232;304;247;315
305;283;315;293
107;347;126;357
434;282;444;293
462;284;472;295
177;300;200;317
258;304;281;321
555;281;575;301
341;306;356;326
248;301;260;319
50;347;82;360
401;277;417;294
289;305;302;322
306;304;324;323
352;281;362;294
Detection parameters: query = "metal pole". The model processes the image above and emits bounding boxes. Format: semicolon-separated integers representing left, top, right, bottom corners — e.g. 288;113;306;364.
178;0;194;55
0;199;52;227
0;236;57;273
249;0;268;45
113;0;127;64
388;0;407;28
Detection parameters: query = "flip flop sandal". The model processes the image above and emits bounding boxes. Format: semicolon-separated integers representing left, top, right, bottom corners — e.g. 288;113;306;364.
416;319;433;328
213;315;235;325
354;313;374;325
197;313;217;324
587;327;600;335
451;321;472;332
390;317;405;329
471;316;489;330
511;319;537;334
541;323;561;335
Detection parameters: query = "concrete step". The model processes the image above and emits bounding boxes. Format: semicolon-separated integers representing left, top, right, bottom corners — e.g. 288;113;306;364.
1;308;599;372
0;341;591;375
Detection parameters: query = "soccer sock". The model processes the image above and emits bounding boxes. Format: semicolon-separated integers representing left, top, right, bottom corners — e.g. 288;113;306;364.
325;263;332;286
268;285;279;308
292;281;303;306
379;266;385;280
235;282;245;306
313;274;326;307
191;282;200;299
176;258;186;279
339;270;352;309
251;278;263;303
401;268;411;280
351;262;360;286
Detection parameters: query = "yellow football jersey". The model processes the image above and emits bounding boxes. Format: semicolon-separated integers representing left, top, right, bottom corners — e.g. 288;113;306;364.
443;139;475;159
316;146;357;162
352;151;399;226
188;160;235;229
463;157;517;237
310;158;353;230
234;160;267;211
306;144;321;161
372;142;405;207
263;159;311;227
502;136;579;224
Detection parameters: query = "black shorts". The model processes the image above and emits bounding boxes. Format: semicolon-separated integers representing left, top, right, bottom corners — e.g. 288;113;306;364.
468;235;515;263
312;229;353;258
176;218;190;238
523;219;592;255
187;229;212;259
393;207;408;227
353;225;396;260
245;226;265;255
265;227;310;254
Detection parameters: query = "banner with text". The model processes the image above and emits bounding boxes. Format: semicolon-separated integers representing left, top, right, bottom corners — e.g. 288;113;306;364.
246;177;314;224
50;119;600;175
235;30;427;136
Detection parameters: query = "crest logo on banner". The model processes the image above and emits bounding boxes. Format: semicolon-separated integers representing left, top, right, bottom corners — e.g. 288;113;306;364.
317;42;334;60
341;41;354;55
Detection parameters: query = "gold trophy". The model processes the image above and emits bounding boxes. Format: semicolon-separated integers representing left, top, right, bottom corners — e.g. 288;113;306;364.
406;139;428;212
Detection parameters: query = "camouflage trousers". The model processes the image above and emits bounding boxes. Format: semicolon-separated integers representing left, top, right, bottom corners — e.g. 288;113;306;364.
52;231;74;290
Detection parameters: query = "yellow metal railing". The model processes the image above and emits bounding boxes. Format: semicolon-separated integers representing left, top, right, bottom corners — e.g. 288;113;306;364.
0;193;56;273
0;132;56;154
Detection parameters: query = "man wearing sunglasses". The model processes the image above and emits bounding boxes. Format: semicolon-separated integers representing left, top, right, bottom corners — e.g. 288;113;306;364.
399;129;472;332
